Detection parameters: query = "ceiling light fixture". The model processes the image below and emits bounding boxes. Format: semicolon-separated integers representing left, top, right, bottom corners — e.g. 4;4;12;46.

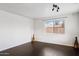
52;4;60;12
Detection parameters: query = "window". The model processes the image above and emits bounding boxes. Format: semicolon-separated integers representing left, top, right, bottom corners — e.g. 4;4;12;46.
45;19;64;33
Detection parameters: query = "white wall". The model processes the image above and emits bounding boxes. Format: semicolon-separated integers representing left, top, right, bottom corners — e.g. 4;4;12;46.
34;13;79;46
0;10;34;51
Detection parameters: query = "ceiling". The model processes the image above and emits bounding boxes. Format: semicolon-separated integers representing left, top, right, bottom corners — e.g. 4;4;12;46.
0;3;79;19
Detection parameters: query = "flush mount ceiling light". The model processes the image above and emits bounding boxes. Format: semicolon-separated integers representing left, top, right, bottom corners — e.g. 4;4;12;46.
52;4;60;12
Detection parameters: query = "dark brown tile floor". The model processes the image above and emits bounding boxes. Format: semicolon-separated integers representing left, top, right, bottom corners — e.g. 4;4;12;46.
0;41;79;56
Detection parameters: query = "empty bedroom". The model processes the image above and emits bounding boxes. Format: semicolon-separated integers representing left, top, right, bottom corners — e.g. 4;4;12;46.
0;3;79;56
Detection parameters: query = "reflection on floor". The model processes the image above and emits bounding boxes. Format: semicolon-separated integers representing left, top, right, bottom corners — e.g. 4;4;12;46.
0;41;79;56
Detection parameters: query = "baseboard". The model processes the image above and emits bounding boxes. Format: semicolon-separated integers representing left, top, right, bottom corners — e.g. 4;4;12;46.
0;42;31;52
34;41;74;48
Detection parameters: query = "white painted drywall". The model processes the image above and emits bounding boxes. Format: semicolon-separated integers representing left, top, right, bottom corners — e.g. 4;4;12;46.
34;13;79;46
0;10;34;51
